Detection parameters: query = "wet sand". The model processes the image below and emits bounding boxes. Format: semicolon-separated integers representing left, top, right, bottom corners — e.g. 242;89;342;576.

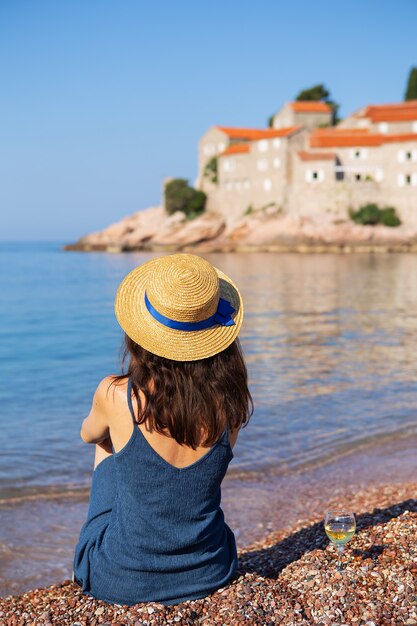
1;434;416;599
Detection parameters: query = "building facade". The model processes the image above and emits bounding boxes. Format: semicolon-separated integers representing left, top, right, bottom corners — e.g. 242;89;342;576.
197;100;417;225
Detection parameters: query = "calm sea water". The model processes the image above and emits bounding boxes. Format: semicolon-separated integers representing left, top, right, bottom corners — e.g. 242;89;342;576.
1;242;417;501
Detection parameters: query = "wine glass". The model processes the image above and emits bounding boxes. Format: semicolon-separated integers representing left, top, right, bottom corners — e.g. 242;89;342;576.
324;510;356;570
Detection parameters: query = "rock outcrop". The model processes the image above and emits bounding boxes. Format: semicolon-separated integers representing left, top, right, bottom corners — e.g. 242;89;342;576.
64;206;417;253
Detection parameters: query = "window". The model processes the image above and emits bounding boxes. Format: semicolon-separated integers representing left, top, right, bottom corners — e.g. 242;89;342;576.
263;178;272;191
375;169;384;182
235;180;242;190
398;149;417;163
203;144;214;156
257;159;268;171
243;179;251;189
273;158;281;168
351;149;367;160
399;173;417;186
273;138;281;149
225;181;233;191
258;140;268;152
378;122;389;133
223;158;235;172
413;121;417;132
397;174;413;187
306;170;324;182
218;142;226;152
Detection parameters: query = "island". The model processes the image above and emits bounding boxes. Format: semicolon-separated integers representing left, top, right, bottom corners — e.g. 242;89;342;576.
65;97;417;255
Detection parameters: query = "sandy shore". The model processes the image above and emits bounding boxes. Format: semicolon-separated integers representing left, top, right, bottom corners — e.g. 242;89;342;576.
1;481;417;625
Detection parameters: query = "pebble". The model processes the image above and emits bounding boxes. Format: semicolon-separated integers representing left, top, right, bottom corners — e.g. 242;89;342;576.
1;482;417;625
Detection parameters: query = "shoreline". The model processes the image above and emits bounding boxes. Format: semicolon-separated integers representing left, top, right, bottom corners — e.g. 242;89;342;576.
62;204;417;255
2;425;416;507
63;241;417;254
1;480;416;624
1;426;416;506
1;434;417;603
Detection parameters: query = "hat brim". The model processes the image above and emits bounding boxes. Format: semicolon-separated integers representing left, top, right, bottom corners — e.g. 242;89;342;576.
114;257;243;361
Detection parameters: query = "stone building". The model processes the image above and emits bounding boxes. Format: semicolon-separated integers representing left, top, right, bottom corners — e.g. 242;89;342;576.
197;100;417;225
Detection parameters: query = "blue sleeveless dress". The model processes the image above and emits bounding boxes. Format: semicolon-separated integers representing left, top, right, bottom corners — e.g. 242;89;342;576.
73;378;238;606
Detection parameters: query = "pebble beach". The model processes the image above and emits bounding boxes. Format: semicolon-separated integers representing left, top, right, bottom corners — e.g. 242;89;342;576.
2;482;416;626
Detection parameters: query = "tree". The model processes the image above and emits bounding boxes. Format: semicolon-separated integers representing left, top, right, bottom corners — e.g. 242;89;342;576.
295;83;340;125
164;179;206;219
404;67;417;101
296;84;330;101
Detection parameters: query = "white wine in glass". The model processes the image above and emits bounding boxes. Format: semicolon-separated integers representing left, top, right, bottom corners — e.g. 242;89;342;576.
324;510;356;570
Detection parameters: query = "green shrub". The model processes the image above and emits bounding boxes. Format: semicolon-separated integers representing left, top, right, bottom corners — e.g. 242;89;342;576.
165;179;206;218
350;203;401;227
380;207;402;227
203;157;218;184
244;205;254;216
350;203;381;225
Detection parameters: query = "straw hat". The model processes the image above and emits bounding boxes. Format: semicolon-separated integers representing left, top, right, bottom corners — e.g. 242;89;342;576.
114;253;243;361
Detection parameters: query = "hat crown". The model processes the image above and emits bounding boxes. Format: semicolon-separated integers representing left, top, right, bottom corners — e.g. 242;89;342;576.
146;254;220;323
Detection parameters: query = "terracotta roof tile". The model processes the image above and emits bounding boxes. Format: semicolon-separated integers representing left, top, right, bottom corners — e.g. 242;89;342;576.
310;127;417;148
219;143;250;156
362;101;417;122
310;129;383;148
298;151;336;161
381;133;417;144
217;126;302;140
291;101;332;113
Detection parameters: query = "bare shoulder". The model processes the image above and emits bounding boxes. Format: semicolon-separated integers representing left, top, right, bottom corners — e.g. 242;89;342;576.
94;375;128;411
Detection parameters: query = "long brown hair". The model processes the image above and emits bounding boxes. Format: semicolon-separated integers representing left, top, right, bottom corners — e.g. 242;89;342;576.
110;334;253;449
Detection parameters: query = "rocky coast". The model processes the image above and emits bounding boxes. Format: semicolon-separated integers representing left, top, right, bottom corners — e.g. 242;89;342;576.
64;206;417;255
2;482;417;625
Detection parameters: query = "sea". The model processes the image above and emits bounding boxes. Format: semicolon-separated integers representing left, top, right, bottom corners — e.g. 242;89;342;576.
1;242;417;596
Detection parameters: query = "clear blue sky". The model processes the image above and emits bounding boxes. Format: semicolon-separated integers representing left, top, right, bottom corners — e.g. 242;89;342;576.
1;0;416;241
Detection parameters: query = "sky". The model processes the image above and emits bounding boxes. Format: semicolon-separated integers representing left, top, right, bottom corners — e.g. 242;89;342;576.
1;0;416;241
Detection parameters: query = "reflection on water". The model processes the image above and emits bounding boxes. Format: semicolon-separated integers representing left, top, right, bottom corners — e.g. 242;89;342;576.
1;245;417;498
211;252;417;472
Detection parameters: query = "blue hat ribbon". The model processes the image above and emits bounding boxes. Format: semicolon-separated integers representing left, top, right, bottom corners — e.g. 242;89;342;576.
144;292;235;331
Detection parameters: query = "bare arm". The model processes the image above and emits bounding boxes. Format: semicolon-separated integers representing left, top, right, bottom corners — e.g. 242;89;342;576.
80;376;115;445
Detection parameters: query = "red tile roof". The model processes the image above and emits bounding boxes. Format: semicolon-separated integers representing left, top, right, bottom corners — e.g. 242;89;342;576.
220;143;250;156
310;128;417;148
380;133;417;144
298;151;336;161
290;101;332;113
217;126;302;140
310;129;384;148
362;101;417;122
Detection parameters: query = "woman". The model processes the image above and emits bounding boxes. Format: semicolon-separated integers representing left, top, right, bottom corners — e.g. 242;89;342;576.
73;253;253;606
